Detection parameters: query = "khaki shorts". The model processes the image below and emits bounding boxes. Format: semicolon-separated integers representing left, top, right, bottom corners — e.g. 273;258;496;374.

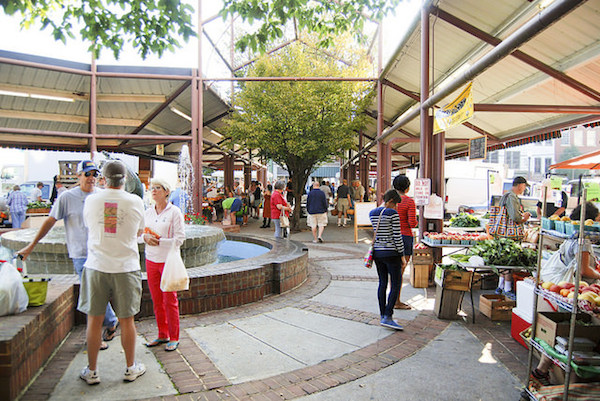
337;198;350;213
78;268;142;318
307;212;328;228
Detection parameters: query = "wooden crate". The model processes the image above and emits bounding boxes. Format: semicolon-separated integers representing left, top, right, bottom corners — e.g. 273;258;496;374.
413;248;433;265
479;294;515;321
434;265;473;292
434;285;464;320
410;263;430;288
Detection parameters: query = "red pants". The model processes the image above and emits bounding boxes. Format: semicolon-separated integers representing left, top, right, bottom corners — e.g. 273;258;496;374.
146;259;180;341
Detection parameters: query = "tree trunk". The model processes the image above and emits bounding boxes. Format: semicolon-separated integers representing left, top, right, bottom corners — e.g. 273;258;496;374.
290;173;309;231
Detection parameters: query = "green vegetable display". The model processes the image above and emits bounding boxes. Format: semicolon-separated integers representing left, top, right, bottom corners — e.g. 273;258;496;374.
449;213;481;227
467;238;536;267
27;201;52;209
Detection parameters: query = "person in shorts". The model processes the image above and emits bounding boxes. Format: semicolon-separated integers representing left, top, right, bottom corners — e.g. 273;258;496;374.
335;179;351;227
78;160;146;385
222;196;243;225
306;181;328;243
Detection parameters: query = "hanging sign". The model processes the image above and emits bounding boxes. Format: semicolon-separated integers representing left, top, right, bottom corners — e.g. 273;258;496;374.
156;144;164;156
414;178;431;206
433;82;474;134
550;176;562;190
469;136;487;160
424;194;444;219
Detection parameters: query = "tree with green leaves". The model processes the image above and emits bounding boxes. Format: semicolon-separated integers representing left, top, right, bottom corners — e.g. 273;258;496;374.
0;0;195;59
224;40;373;230
220;0;401;52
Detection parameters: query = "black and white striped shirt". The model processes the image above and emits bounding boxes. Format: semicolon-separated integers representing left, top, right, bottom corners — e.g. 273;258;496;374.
369;207;404;257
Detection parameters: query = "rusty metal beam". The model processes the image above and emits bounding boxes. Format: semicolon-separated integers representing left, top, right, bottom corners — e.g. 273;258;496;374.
432;5;600;103
474;104;600;114
121;80;191;146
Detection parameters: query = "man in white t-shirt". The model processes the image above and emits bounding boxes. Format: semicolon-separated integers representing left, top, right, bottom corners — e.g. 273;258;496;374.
32;182;44;201
78;160;146;385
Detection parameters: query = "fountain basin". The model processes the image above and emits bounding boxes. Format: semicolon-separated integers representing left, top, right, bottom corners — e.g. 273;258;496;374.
0;225;225;274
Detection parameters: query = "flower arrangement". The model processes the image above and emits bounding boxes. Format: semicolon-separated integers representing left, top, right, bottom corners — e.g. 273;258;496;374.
202;204;214;221
185;213;208;225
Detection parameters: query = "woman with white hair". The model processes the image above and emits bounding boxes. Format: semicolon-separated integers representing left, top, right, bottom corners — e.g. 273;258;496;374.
141;178;186;352
271;180;292;238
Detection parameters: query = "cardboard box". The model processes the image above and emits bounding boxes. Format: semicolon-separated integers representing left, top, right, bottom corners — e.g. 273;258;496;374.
434;265;473;292
410;263;430;288
512;309;532;349
479;294;516;321
535;312;600;347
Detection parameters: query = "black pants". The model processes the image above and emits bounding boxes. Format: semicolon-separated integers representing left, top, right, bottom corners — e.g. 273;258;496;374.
374;255;403;318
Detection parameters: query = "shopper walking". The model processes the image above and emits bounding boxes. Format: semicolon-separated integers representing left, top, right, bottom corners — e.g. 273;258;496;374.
78;160;146;384
271;180;291;239
142;178;186;352
7;185;28;228
369;189;405;330
336;179;352;227
306;181;328;243
393;175;418;310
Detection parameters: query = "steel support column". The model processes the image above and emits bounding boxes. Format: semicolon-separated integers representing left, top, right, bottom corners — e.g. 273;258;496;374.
195;1;204;212
418;4;431;238
224;155;234;191
89;58;97;158
191;69;200;212
244;163;251;192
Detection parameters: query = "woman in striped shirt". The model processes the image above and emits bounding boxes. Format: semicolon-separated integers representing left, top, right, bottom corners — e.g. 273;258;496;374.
393;175;418;310
369;189;405;330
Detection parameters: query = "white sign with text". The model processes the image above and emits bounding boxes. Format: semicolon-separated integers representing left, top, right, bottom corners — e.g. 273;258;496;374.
414;178;431;206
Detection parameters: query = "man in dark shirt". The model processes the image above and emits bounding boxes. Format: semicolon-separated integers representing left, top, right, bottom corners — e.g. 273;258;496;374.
306;182;329;243
336;179;352;227
537;190;568;218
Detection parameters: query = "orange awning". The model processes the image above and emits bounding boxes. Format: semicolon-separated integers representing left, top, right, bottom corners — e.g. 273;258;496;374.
549;149;600;170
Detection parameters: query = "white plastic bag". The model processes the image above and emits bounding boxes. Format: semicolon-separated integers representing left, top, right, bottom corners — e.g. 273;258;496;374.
160;244;189;292
0;261;28;316
540;250;575;284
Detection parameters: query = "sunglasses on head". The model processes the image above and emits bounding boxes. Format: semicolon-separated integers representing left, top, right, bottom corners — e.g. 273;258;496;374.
84;171;98;177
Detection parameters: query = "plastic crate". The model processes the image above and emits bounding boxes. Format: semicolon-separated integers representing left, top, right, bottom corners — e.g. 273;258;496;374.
541;217;554;230
553;220;565;234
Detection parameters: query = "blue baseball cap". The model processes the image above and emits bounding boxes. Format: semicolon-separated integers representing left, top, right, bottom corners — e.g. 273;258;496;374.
77;160;99;174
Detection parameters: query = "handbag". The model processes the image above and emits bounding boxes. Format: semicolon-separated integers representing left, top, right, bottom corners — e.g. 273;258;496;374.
488;194;525;240
364;209;385;269
279;209;290;228
160;243;189;292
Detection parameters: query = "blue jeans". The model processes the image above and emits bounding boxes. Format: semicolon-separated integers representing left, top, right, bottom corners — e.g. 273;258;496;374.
11;211;25;229
273;218;282;238
373;255;403;318
72;258;118;328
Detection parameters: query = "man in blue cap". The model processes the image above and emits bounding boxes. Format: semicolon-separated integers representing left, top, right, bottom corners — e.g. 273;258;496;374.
18;160;119;351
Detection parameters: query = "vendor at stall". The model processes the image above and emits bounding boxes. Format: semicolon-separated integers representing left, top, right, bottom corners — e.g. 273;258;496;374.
540;202;600;284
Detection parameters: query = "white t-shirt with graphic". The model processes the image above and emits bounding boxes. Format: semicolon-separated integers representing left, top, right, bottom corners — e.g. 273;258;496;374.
83;188;145;273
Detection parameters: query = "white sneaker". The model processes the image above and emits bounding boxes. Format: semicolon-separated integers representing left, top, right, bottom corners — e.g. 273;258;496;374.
124;362;146;382
80;366;100;385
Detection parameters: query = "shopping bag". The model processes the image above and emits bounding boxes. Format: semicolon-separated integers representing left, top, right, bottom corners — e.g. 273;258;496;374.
0;261;29;316
160;244;189;292
280;210;290;228
364;246;374;269
488;195;524;241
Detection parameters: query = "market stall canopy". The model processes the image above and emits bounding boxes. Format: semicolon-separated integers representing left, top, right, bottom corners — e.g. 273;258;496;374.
0;50;261;169
549;149;600;170
358;0;600;169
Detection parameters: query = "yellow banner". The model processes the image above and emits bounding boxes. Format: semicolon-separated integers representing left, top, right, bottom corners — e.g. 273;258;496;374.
433;82;474;134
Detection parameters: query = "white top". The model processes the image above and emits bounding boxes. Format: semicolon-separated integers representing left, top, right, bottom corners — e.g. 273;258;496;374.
83;188;145;273
142;203;186;263
32;187;42;200
50;187;97;258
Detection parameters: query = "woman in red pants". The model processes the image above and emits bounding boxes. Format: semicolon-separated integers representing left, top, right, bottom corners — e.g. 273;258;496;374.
141;178;186;352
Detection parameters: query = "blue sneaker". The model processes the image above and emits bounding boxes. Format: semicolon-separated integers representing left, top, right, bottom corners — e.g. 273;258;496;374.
494;287;503;295
504;290;516;300
380;316;403;331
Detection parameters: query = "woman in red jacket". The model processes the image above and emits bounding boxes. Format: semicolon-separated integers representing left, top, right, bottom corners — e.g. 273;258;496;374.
393;175;418;310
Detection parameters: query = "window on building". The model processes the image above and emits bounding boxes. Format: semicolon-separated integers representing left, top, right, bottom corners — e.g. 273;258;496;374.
534;158;541;173
587;129;597;147
560;130;570;146
484;150;498;163
545;158;552;172
506;151;520;169
573;128;584;147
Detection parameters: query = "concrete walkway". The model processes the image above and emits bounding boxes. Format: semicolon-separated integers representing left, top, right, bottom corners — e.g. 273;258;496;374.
21;212;530;401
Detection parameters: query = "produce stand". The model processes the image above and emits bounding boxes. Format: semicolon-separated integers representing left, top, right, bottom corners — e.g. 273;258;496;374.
523;188;600;401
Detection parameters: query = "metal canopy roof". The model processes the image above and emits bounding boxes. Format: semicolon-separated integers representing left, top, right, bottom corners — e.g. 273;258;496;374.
364;0;600;169
0;49;255;168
